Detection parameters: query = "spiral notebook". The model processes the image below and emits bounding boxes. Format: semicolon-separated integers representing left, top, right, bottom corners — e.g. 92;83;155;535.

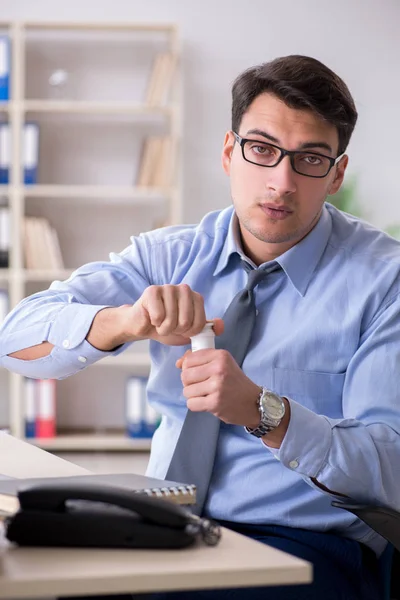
0;472;197;517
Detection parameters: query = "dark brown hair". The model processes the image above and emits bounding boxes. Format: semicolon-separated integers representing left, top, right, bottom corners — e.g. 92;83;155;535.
232;55;358;155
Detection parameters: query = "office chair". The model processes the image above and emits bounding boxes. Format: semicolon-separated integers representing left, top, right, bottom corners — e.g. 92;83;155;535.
332;501;400;600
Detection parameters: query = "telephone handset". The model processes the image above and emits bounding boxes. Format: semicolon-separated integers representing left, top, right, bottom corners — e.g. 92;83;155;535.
5;483;222;549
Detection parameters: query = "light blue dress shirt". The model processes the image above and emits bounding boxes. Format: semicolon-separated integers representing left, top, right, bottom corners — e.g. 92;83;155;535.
1;202;400;556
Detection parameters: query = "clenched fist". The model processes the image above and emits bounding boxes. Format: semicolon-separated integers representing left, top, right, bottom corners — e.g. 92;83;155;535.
129;284;224;345
87;284;224;351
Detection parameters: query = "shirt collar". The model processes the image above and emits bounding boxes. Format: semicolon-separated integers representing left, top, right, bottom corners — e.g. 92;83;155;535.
213;204;333;296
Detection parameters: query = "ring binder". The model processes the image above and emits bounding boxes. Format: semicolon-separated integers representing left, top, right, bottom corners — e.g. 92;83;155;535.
0;36;10;102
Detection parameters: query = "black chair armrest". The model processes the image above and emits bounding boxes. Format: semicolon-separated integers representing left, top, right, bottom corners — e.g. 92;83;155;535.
332;500;400;551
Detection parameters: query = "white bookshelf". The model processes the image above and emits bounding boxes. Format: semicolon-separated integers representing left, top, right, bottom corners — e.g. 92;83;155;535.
23;100;174;115
30;434;152;452
23;185;169;205
0;20;182;451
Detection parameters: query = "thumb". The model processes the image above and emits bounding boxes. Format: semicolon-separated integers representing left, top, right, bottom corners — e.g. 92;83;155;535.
211;317;224;337
176;350;192;369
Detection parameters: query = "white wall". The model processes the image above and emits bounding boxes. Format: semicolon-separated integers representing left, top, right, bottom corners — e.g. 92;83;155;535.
2;0;400;229
1;0;399;429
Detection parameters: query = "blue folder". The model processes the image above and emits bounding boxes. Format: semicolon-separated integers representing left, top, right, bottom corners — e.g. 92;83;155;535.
0;123;9;184
24;122;39;185
0;36;10;102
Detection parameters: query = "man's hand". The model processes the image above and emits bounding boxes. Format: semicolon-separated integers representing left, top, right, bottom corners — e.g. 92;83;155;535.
124;284;224;345
87;284;224;351
176;349;291;448
176;348;261;427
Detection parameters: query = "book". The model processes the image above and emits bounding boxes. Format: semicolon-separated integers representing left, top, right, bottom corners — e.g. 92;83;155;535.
136;136;163;187
125;376;143;438
145;53;164;106
22;378;57;438
23;122;39;185
24;378;36;438
0;472;196;516
36;379;56;438
48;224;65;269
153;136;174;188
31;217;48;268
0;204;10;267
0;123;9;184
0;123;37;186
23;216;40;269
23;216;64;270
125;376;161;438
145;52;176;107
136;136;173;188
0;36;10;102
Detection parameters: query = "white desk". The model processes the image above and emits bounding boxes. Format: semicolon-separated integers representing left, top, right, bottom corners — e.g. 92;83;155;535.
0;434;312;597
0;433;90;479
0;525;312;599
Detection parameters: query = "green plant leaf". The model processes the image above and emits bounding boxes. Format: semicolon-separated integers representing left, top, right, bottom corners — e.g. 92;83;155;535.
385;225;400;240
328;176;363;217
328;176;400;238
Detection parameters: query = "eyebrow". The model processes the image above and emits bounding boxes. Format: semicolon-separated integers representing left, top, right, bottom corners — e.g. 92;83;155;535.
245;128;333;154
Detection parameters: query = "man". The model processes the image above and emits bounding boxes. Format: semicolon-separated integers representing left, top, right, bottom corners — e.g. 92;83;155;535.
1;55;399;599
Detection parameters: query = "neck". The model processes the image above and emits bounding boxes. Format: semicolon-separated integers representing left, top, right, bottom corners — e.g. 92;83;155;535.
237;210;322;266
239;230;295;266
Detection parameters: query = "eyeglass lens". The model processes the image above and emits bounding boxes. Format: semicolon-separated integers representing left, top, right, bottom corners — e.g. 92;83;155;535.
243;140;332;177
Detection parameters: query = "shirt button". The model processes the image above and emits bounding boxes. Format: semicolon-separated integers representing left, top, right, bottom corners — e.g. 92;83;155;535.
78;356;87;363
255;309;259;316
289;460;299;469
62;340;70;349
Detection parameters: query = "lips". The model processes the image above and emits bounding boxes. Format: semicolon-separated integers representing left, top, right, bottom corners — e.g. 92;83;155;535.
259;204;293;220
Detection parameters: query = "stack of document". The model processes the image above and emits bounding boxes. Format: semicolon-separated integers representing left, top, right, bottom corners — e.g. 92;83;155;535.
23;216;64;270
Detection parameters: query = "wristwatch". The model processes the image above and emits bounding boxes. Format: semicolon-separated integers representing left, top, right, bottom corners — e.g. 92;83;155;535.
245;387;286;438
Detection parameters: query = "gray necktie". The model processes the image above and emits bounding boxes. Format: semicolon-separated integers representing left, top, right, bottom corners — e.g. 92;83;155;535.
166;260;280;515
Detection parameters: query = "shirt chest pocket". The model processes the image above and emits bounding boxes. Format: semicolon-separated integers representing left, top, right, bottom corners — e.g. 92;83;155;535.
271;367;345;417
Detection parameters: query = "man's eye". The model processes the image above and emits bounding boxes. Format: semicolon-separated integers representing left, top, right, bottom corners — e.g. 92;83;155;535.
303;155;322;165
250;144;270;155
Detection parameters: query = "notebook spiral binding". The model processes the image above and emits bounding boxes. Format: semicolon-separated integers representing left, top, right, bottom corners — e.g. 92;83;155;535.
138;484;197;504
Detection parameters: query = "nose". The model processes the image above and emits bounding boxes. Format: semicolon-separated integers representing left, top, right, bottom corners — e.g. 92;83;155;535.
266;155;297;197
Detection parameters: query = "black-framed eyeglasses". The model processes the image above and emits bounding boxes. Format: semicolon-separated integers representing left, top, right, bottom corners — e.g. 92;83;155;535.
233;132;344;179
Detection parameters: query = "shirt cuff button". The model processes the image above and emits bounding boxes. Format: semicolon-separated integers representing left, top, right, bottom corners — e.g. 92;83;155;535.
289;460;299;469
78;356;87;363
62;340;70;349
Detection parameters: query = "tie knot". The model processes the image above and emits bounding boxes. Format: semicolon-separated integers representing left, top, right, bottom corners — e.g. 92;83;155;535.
245;262;279;291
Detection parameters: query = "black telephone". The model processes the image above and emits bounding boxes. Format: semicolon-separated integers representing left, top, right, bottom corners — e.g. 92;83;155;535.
5;483;221;549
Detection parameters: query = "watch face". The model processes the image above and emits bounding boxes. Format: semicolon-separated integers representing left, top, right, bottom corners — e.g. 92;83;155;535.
263;393;285;420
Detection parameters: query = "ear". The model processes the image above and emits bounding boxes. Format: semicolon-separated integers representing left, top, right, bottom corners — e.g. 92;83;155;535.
328;155;349;195
221;131;236;176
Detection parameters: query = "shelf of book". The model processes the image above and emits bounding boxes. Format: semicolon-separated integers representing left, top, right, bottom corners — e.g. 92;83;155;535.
28;433;152;452
23;100;173;116
0;20;182;451
23;185;171;202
